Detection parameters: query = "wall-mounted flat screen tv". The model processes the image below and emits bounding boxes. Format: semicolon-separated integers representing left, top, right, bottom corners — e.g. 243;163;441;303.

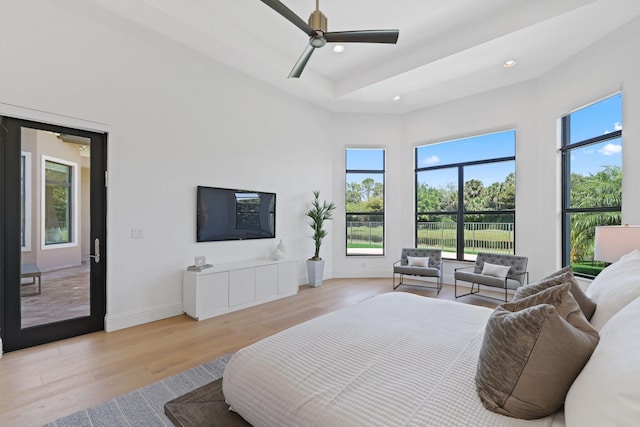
197;186;276;242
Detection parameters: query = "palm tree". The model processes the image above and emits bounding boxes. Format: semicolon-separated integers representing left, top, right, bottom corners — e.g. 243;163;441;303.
569;166;622;263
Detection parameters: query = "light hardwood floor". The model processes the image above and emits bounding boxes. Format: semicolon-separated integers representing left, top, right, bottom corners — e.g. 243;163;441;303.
0;278;499;427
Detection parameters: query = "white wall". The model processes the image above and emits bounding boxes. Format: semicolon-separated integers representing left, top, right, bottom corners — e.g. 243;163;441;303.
332;16;640;284
330;114;403;278
0;0;333;331
401;82;539;282
536;16;640;226
1;1;639;333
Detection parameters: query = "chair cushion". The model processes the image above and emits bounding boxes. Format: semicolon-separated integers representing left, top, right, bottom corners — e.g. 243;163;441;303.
394;265;440;277
400;248;442;268
481;262;511;278
474;253;528;280
476;284;599;419
407;256;429;267
455;270;520;290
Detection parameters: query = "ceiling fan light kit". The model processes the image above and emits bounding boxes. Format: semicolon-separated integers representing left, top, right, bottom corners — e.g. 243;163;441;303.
260;0;399;78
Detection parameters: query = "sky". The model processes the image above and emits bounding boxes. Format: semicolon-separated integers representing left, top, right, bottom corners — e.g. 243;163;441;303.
416;130;515;187
346;149;384;185
567;93;622;175
346;93;622;189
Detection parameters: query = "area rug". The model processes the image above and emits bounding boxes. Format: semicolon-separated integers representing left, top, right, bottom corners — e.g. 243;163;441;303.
43;353;233;427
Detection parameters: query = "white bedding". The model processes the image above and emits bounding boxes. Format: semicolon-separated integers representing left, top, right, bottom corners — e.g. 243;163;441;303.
222;292;564;426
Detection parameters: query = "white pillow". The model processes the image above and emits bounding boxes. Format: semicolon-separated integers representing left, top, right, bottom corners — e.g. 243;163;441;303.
481;262;511;278
586;249;640;330
565;293;640;426
407;256;429;267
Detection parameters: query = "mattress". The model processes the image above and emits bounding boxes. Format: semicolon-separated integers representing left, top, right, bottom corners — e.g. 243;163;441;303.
222;292;564;426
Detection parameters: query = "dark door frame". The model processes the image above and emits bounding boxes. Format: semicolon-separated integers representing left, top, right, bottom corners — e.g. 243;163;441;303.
0;116;107;352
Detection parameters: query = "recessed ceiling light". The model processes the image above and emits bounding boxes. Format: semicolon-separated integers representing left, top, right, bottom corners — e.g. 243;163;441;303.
392;95;402;101
503;59;517;68
333;45;345;53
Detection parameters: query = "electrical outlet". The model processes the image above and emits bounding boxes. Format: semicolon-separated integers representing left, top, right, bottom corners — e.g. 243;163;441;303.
131;227;144;239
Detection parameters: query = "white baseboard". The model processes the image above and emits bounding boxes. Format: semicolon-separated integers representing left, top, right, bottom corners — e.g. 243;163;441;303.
105;303;183;332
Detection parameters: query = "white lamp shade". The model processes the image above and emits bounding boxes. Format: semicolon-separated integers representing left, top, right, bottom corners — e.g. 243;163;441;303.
594;225;640;263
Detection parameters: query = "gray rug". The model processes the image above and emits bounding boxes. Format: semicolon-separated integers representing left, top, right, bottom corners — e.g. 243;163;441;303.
43;353;233;427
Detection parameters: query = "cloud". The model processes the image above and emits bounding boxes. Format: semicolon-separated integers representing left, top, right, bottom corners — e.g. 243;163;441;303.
599;143;622;156
423;155;440;165
604;122;623;134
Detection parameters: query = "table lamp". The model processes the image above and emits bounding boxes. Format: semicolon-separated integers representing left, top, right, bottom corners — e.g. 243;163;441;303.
594;225;640;263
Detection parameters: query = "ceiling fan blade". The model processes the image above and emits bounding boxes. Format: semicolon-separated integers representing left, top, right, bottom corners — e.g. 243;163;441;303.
325;30;399;44
260;0;316;37
288;44;315;78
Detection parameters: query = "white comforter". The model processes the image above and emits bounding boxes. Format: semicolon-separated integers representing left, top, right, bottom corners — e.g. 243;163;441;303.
223;292;564;426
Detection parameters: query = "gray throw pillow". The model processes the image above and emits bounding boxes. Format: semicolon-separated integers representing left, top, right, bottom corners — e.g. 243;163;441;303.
514;266;596;320
476;284;599;419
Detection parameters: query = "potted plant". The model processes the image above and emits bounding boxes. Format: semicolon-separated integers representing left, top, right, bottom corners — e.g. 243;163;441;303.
305;190;336;287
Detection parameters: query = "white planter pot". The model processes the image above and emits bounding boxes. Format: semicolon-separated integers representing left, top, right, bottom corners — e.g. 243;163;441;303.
306;259;325;287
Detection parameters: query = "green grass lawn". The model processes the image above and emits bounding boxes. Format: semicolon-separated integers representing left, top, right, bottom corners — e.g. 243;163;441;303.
347;242;383;249
572;262;606;277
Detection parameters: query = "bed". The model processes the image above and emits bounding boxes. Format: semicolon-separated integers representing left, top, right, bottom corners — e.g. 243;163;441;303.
222;251;640;427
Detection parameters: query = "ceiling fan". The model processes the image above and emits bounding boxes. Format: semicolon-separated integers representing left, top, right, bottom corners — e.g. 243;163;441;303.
260;0;399;78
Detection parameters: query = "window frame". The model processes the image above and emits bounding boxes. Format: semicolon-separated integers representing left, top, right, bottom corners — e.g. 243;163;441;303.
414;130;516;261
41;155;79;250
560;94;622;276
345;148;385;257
21;151;32;252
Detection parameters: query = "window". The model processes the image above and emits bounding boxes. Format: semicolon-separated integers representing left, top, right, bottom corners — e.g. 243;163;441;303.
415;130;516;260
561;93;622;277
346;148;385;256
42;156;78;247
21;152;32;251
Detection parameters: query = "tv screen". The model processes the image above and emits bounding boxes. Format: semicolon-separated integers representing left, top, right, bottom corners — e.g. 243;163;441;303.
196;186;276;242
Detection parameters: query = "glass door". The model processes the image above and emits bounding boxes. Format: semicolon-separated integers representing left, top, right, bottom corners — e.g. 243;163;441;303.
1;116;107;352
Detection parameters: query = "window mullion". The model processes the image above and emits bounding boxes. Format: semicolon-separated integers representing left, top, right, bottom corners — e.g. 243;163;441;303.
457;165;465;260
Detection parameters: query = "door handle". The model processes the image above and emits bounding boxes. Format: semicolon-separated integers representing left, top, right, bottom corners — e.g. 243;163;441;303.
87;237;100;264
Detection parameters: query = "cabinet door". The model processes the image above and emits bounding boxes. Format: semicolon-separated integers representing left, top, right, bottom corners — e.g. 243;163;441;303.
256;264;278;300
278;261;298;294
229;268;256;307
197;272;229;319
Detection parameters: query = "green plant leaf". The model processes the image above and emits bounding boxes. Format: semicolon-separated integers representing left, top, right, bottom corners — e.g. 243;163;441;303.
306;190;336;259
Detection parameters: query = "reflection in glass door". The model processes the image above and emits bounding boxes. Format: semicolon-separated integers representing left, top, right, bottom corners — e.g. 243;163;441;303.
20;129;91;328
2;117;106;352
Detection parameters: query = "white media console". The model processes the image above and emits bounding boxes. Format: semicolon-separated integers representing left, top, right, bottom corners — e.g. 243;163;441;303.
182;258;299;321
